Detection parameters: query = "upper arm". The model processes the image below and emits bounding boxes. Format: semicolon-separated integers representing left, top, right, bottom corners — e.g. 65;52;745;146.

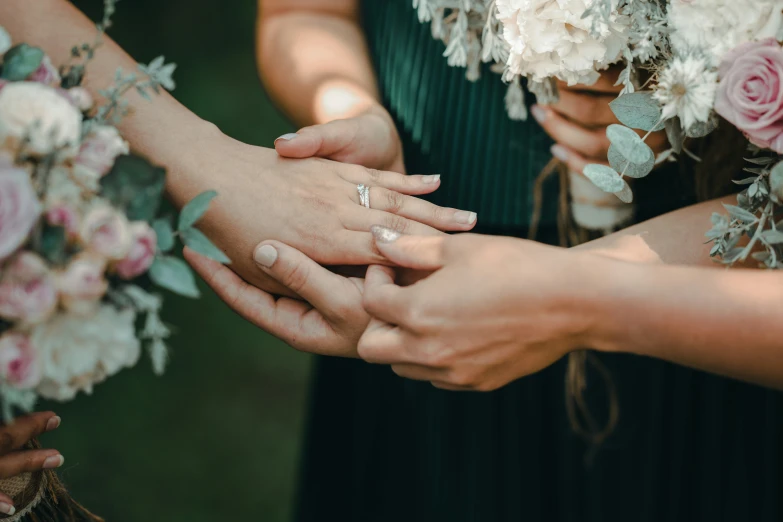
258;0;359;20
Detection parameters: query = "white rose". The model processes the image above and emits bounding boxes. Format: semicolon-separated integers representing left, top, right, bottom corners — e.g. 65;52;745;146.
32;304;140;401
0;26;11;55
0;82;82;157
497;0;630;86
56;253;108;315
668;0;783;65
79;204;132;260
74;125;128;179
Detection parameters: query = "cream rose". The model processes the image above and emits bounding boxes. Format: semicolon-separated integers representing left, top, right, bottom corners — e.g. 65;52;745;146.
0;332;41;390
80;204;132;260
0;252;57;324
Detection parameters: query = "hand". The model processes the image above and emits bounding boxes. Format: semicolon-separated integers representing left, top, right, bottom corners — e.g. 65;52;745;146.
274;105;405;174
532;67;668;174
185;242;368;357
0;412;63;516
358;228;611;391
179;130;476;297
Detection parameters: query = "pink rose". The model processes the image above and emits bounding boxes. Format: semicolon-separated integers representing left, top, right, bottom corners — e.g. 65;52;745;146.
74;125;129;177
0;159;41;260
46;204;81;238
0;252;57;324
56;254;108;315
715;38;783;153
28;56;61;86
115;222;157;279
0;332;41;390
80;205;132;260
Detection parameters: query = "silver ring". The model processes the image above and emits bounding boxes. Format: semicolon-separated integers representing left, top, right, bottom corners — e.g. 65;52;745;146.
357;184;371;209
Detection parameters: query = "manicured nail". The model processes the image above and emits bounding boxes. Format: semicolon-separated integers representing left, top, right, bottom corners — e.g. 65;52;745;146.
43;455;64;469
550;144;569;162
274;133;298;145
531;105;547;124
46;415;61;432
454;211;477;225
253;245;278;268
0;502;15;516
371;225;401;243
422;175;441;184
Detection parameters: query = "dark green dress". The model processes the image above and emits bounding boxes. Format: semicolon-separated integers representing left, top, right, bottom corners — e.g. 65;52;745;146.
295;2;783;521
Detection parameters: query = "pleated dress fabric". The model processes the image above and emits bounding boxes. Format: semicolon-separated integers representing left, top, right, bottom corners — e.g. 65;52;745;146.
294;2;783;521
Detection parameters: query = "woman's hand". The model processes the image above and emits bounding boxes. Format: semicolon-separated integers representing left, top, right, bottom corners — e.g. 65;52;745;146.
357;228;612;391
532;68;669;173
274;105;405;174
180;128;476;297
0;412;63;516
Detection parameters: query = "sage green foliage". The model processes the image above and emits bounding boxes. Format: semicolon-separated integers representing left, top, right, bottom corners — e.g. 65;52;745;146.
0;44;44;80
43;2;308;522
101;154;166;222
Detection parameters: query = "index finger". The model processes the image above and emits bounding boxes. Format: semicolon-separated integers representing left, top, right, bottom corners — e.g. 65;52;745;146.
0;412;59;456
362;265;414;326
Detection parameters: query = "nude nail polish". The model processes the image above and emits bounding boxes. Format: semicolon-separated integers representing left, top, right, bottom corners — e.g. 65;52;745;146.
531;105;547;124
46;416;61;432
550;145;569;162
454;211;477;225
422;175;441;184
43;455;64;469
371;225;401;243
0;502;15;516
274;133;298;145
253;245;278;268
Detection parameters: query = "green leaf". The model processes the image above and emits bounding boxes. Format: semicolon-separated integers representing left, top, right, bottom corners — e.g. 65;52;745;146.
606;124;653;165
770;161;783;200
39;225;67;265
178;190;217;231
181;228;230;264
1;44;44;81
100;154;166;222
685;117;718;138
665;117;684;154
152;218;175;253
762;229;783;245
722;204;758;224
614;181;634;204
732;177;758;185
607;144;654;179
149;256;200;298
609;92;665;132
583;164;624;193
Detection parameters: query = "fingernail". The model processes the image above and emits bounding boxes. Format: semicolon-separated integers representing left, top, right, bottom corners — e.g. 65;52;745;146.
46;415;61;432
370;225;401;243
454;211;477;225
43;455;64;469
531;105;547;124
0;503;15;516
274;133;298;145
253;244;278;268
550;144;569;162
422;174;441;184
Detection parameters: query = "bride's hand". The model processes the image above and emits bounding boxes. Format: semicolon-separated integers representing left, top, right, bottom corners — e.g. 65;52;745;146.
177;128;476;297
357;228;613;391
274;105;406;174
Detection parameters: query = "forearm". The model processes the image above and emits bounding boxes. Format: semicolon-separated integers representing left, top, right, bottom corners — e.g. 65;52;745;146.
257;0;380;126
0;0;232;206
590;260;783;388
578;194;740;267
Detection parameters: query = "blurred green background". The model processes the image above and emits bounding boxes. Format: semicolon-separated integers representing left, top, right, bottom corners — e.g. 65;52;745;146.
43;1;312;521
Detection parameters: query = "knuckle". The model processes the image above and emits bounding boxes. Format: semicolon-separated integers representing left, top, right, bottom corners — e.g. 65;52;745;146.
356;336;374;361
383;190;405;214
281;261;311;293
383;214;409;234
365;168;382;183
0;432;14;454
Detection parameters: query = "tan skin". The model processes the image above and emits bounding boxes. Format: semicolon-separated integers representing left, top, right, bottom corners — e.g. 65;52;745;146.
0;412;64;515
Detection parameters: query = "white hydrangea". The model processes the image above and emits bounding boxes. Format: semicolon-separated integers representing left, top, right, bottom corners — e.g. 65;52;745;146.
0;82;83;157
668;0;783;65
496;0;631;86
32;304;140;401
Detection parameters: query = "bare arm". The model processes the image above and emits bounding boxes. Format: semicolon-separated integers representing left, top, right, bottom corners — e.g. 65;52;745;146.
257;0;379;126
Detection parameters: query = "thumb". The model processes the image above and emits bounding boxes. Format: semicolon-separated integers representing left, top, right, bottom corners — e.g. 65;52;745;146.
274;119;359;159
370;226;447;271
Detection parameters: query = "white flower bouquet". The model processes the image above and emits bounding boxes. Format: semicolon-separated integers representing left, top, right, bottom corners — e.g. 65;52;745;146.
415;0;783;268
0;10;229;418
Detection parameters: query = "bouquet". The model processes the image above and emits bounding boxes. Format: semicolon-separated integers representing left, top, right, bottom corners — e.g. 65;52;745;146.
415;0;783;268
0;3;229;421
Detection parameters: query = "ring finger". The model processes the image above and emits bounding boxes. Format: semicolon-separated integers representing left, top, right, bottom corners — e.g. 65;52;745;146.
359;186;477;231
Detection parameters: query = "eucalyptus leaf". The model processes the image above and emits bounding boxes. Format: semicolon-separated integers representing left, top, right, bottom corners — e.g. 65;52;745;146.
723;204;759;224
152;218;175;253
178;190;217;231
583;164;624;193
770;161;783;200
39;225;67;265
752;251;772;262
732;177;758;185
665;117;684;154
762;229;783;245
101;155;166;222
1;44;44;81
181;228;230;264
606;124;653;165
608;92;665;132
614;181;634;203
744;156;777;166
149;256;200;298
686;117;718;138
607;144;654;179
